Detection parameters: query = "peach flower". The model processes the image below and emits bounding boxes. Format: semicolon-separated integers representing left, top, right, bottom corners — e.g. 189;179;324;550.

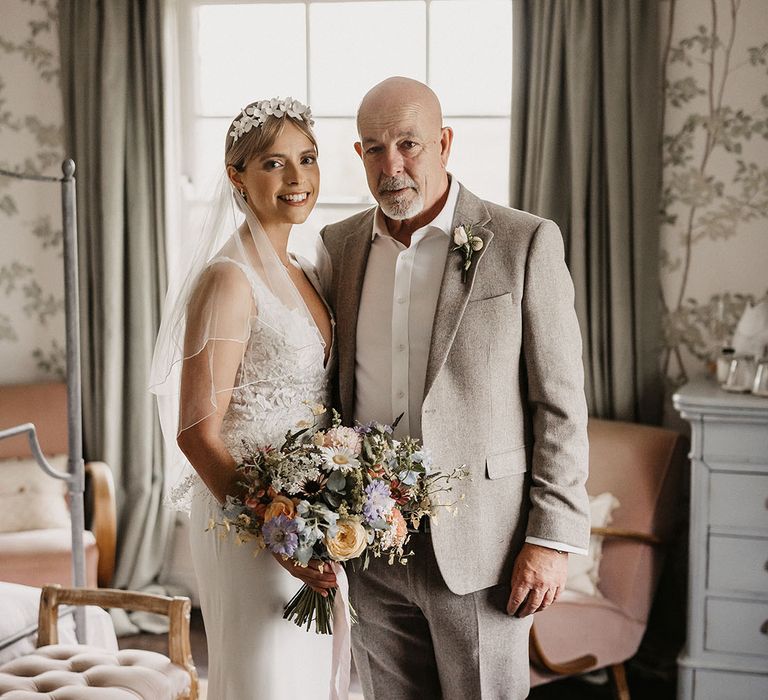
264;495;296;522
325;519;367;561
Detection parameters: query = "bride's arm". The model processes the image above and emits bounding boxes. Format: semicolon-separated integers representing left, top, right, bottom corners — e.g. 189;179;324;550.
176;340;244;505
176;263;251;504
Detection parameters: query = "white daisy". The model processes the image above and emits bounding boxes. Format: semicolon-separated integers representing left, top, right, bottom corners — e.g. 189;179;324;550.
320;446;360;473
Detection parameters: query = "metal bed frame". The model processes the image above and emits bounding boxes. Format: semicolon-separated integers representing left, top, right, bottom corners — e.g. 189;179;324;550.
0;160;87;641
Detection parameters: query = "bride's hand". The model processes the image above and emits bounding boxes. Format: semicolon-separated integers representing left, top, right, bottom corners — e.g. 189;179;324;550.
271;554;338;596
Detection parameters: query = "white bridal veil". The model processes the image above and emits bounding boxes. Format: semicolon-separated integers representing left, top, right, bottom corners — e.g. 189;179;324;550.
150;164;325;510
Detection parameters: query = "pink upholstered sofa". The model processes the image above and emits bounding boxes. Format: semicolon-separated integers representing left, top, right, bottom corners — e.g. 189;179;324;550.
0;382;116;588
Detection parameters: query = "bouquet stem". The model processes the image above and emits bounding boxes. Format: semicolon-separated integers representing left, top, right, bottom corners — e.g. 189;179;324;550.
283;583;358;634
283;584;336;634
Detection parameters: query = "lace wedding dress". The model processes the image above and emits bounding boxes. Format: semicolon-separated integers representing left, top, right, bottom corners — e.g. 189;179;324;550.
186;257;334;700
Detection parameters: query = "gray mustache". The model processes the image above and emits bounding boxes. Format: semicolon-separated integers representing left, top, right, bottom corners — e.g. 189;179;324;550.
378;176;417;194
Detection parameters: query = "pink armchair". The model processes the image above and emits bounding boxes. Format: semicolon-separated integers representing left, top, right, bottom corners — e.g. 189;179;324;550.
530;418;687;699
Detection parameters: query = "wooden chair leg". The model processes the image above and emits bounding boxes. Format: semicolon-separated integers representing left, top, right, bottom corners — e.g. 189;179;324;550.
609;663;631;700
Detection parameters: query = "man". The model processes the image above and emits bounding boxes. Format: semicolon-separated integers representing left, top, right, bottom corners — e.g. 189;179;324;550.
320;77;590;699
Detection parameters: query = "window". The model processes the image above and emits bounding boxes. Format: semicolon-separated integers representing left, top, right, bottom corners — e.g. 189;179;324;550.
170;0;512;264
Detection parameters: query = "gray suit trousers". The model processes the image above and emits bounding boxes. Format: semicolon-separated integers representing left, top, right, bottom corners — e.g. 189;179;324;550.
348;533;533;700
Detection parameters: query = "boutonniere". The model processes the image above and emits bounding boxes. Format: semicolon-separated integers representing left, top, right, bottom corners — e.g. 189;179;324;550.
451;223;484;283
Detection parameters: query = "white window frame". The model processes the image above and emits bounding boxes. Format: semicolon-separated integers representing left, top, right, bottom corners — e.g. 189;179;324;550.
173;0;513;211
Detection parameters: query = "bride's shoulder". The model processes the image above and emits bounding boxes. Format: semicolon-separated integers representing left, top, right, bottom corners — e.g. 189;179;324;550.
199;257;251;292
188;258;254;314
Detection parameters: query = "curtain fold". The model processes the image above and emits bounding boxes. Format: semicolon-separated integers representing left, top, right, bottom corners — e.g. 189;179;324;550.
510;0;662;423
58;0;171;601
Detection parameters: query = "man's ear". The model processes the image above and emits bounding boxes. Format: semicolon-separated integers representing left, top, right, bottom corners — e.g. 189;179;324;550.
439;126;453;167
354;142;363;160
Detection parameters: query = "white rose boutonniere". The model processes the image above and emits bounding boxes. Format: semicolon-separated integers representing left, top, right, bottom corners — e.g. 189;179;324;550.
452;223;484;283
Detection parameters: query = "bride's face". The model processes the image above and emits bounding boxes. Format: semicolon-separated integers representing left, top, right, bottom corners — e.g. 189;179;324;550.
236;121;319;231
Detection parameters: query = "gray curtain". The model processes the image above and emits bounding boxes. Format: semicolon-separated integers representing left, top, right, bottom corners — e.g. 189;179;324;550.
510;0;662;423
58;0;172;602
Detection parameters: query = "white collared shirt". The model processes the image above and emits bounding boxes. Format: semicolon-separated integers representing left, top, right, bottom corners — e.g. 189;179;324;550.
355;176;459;440
353;177;585;556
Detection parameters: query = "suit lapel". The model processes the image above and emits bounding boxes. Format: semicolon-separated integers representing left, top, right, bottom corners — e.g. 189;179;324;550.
423;186;493;398
335;212;375;423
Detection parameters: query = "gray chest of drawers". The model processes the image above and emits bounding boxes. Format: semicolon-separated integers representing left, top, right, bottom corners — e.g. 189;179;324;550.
674;380;768;700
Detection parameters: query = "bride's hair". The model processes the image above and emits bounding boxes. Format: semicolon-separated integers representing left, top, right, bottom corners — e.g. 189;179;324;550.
225;101;318;173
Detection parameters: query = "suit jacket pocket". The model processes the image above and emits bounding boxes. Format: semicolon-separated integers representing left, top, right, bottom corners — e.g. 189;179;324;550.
467;291;514;306
485;446;528;479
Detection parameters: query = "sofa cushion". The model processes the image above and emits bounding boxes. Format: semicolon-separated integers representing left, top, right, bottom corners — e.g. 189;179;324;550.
0;644;191;699
0;455;70;533
0;529;98;588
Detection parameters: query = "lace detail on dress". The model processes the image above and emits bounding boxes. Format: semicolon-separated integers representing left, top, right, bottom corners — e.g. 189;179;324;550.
167;259;330;512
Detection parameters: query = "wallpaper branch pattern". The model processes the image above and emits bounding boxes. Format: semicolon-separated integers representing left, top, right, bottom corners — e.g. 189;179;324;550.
1;0;767;391
0;0;65;382
660;0;768;385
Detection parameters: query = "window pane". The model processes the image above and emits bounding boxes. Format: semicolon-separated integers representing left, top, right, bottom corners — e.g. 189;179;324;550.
312;118;372;203
429;1;512;116
447;118;510;206
309;2;426;115
192;118;230;198
198;3;306;116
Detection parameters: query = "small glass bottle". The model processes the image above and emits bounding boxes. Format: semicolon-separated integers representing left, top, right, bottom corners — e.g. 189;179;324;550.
716;346;736;384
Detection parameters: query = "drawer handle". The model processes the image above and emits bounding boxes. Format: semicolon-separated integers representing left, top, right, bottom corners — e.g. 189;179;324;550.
762;620;768;636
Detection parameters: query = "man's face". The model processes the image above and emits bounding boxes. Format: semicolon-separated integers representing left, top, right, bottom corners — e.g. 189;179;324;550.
355;106;450;220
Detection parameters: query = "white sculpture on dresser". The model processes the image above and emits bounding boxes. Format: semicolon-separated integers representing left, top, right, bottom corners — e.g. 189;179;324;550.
732;298;768;359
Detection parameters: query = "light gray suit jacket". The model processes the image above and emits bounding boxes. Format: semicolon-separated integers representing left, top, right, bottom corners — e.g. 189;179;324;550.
321;184;590;595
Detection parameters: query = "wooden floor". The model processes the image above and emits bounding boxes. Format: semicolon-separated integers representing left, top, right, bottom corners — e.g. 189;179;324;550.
117;609;675;700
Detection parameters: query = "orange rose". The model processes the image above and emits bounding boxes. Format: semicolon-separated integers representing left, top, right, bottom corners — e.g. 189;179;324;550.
264;495;296;522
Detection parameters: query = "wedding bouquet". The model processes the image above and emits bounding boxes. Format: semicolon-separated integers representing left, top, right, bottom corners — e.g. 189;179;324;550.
210;405;467;634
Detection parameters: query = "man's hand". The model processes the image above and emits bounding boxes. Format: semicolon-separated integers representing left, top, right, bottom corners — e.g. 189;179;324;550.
271;554;338;597
506;543;568;617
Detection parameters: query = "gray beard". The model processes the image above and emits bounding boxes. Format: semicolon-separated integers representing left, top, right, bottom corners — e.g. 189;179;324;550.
379;191;424;220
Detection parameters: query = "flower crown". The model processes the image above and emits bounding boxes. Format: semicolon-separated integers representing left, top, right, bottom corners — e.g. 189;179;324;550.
229;97;314;142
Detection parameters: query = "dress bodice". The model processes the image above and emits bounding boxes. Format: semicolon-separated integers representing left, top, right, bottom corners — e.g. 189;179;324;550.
220;270;330;462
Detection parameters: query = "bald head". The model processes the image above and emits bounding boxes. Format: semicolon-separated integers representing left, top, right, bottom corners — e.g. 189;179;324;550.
357;77;443;136
354;77;452;233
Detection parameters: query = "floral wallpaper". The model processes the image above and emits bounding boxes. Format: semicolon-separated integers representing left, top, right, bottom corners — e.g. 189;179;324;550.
0;0;65;384
1;0;766;395
660;0;768;387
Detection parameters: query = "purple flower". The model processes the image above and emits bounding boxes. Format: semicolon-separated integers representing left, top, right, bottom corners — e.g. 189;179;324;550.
262;514;299;557
363;480;395;524
355;421;393;435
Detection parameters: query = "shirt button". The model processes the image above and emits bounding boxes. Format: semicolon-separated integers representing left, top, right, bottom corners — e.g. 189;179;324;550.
398;344;406;351
397;297;406;304
397;390;405;399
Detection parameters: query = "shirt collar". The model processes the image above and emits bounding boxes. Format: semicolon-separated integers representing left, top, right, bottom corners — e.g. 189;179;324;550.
370;175;460;242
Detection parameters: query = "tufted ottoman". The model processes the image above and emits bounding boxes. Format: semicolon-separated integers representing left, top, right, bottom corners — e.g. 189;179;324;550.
0;644;193;699
0;586;197;700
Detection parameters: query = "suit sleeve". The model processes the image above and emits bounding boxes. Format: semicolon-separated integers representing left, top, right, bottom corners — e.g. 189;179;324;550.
521;220;590;551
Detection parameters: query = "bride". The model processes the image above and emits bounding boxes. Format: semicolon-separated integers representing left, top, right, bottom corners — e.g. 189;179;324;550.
151;98;338;699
